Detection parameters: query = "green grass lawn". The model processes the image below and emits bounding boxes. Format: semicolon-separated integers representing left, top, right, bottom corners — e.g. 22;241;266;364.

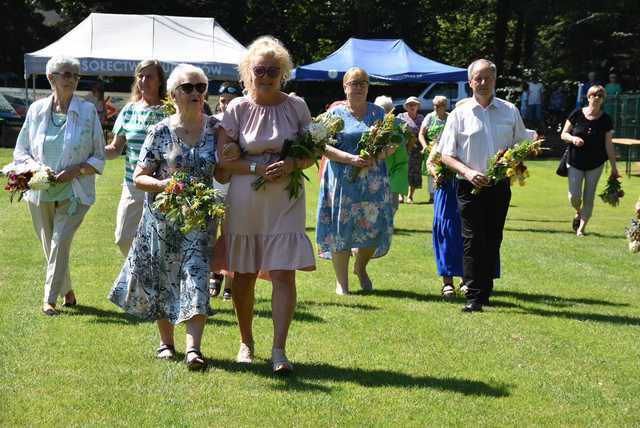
0;148;638;427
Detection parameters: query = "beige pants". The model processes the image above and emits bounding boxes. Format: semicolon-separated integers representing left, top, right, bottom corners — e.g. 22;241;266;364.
114;183;145;256
28;200;90;304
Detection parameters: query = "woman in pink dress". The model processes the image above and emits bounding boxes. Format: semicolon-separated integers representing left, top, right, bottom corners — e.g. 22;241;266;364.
216;36;316;374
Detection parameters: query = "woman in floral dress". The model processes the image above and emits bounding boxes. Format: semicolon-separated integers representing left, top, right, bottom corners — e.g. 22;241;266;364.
317;67;395;296
109;64;226;370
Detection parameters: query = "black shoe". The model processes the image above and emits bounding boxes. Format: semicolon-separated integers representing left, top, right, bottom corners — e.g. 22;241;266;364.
222;288;232;301
462;303;483;312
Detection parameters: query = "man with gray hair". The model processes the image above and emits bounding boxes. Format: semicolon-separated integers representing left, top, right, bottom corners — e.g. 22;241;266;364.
440;59;530;312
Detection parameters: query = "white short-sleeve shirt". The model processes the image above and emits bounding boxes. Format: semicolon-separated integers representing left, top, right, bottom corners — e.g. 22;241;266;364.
439;96;530;174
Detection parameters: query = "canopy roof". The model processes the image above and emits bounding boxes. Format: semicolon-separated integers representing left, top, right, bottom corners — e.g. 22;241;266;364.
292;38;467;83
24;13;247;80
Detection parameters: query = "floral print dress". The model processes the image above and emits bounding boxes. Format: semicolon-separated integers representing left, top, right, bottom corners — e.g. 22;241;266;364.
316;103;394;259
108;116;218;325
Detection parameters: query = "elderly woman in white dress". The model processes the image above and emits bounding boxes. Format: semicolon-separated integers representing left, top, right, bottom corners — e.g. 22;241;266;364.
13;55;105;316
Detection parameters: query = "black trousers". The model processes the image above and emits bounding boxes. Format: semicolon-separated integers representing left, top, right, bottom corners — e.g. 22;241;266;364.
456;179;511;305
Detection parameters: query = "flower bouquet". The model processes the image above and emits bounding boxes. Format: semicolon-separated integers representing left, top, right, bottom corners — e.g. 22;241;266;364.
626;216;640;253
1;162;56;202
598;176;624;207
430;152;456;189
471;139;544;195
161;96;176;115
349;112;413;181
252;112;344;199
153;170;225;234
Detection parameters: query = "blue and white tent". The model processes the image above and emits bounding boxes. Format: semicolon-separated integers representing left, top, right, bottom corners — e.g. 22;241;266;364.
292;38;467;83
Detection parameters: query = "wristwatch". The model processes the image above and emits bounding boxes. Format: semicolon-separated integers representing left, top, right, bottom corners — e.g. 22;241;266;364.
249;162;257;175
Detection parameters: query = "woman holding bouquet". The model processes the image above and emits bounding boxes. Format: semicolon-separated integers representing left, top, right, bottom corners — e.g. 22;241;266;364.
400;97;426;204
109;64;224;370
13;55;105;316
316;67;395;296
215;36;316;374
560;84;619;237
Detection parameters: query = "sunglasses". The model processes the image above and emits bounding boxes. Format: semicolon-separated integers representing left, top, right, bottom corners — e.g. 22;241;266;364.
589;93;604;98
219;85;240;95
178;82;207;94
252;66;281;78
52;72;80;80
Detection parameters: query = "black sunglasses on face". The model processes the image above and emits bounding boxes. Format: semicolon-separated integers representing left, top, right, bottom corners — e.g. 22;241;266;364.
252;66;281;78
219;85;240;95
178;83;207;94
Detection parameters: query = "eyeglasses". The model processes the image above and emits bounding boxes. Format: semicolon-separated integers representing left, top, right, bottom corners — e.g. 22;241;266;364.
252;66;281;78
52;72;80;80
345;80;368;88
589;93;604;98
219;85;240;95
178;83;207;94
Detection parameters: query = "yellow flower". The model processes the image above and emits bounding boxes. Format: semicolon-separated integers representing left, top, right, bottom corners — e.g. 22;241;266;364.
506;168;516;177
503;151;513;161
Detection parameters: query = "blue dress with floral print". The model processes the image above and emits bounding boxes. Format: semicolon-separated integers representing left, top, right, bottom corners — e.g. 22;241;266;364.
316;103;394;259
108;116;218;325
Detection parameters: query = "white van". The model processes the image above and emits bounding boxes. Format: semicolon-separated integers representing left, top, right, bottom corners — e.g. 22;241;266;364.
393;81;469;112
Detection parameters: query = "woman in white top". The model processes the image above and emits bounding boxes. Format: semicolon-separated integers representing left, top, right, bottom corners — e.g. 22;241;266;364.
13;54;105;316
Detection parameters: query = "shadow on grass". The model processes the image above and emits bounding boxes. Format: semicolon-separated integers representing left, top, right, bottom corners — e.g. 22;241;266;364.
206;358;511;397
352;288;443;303
504;226;620;239
493;290;628;308
66;304;147;324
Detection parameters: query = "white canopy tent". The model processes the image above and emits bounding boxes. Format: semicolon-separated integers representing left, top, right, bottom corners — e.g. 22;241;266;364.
24;13;247;100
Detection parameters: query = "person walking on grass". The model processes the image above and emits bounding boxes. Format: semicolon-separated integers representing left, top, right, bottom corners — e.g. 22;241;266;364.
105;60;167;256
109;64;227;370
560;85;619;237
12;55;105;316
440;59;530;312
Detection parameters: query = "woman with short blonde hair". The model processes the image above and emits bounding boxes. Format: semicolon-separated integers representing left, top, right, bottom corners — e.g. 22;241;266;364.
216;36;315;374
317;66;395;295
560;84;619;236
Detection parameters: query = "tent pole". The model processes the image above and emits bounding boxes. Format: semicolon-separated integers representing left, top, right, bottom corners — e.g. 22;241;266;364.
32;74;36;101
24;75;29;105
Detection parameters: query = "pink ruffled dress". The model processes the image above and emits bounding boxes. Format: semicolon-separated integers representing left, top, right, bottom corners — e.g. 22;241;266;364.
217;94;316;275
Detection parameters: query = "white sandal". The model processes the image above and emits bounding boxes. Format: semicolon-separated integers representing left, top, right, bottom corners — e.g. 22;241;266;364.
236;342;254;364
271;348;293;375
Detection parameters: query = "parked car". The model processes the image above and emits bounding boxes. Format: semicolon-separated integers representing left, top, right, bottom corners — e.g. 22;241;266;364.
3;94;27;118
0;93;23;126
393;81;470;113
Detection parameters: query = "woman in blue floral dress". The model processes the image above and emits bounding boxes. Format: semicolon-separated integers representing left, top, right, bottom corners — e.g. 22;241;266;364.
317;67;395;295
109;65;227;370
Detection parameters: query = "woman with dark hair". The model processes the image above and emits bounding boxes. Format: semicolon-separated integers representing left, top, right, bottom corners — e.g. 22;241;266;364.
105;60;168;256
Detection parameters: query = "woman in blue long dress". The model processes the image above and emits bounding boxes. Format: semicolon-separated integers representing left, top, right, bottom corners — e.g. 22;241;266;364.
427;138;499;299
317;67;395;295
109;65;224;370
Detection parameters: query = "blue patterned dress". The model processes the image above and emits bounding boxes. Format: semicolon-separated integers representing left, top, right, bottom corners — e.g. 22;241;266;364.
108;117;218;325
316;103;394;259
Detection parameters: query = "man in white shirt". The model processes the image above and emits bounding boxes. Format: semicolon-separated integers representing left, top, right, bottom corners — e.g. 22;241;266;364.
526;78;544;127
440;59;530;312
